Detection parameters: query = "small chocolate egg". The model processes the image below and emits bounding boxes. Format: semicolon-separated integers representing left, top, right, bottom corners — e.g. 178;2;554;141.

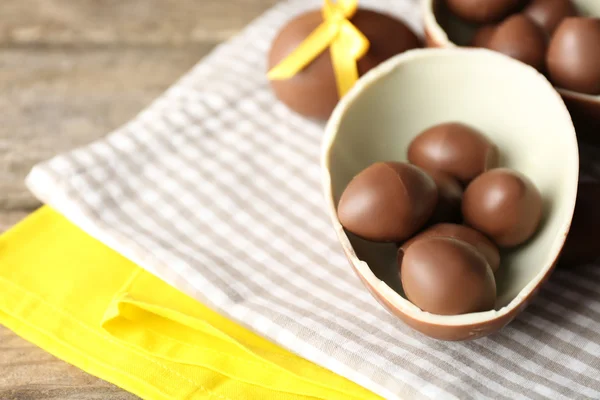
469;25;497;47
400;223;501;272
546;17;600;95
523;0;577;35
407;122;499;184
400;237;497;315
337;162;438;242
462;168;543;247
268;9;421;119
427;171;464;225
445;0;521;23
485;14;548;71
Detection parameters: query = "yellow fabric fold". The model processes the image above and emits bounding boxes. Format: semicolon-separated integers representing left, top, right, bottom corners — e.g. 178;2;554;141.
0;206;379;400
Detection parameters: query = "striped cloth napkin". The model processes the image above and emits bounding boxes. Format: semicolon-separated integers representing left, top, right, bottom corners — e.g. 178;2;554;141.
26;0;600;398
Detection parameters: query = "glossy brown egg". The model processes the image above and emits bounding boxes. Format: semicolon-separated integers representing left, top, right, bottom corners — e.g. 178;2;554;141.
400;223;501;272
400;237;497;315
523;0;577;35
469;25;497;47
337;162;438;242
445;0;521;23
462;168;543;247
407;122;499;184
268;9;421;120
427;171;464;225
546;17;600;95
486;14;548;71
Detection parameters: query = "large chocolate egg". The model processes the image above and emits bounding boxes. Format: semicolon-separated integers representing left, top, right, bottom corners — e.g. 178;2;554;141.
337;162;438;242
268;9;421;119
400;223;501;272
523;0;577;35
445;0;521;23
407;122;498;184
546;17;600;95
427;170;463;224
462;168;543;247
486;15;548;71
400;237;497;315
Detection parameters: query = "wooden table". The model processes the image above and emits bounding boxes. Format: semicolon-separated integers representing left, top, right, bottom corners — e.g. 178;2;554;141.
0;1;276;398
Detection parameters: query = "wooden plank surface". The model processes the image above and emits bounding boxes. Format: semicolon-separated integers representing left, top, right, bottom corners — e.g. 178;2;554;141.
0;46;212;210
1;0;278;45
0;1;276;398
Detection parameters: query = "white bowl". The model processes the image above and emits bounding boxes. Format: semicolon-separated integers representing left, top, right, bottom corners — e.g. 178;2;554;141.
321;48;579;340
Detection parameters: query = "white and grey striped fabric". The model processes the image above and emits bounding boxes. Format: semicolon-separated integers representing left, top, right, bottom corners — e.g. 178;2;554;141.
26;1;600;399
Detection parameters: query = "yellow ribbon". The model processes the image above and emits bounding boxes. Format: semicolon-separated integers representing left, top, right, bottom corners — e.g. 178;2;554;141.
267;0;370;97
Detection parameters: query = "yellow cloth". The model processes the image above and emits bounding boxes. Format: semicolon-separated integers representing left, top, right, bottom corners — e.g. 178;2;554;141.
0;206;379;400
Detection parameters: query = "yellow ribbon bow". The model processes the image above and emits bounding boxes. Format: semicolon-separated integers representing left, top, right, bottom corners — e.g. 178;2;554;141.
267;0;370;98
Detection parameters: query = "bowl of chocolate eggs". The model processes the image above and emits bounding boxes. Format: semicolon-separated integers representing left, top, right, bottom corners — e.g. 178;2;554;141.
321;47;579;341
423;0;600;144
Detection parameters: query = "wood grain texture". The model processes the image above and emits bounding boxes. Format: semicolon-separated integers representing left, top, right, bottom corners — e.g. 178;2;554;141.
0;0;278;45
0;45;212;210
0;326;139;400
0;0;275;398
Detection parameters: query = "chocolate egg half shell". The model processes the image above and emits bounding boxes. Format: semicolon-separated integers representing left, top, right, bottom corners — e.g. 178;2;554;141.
546;17;600;95
408;122;499;184
337;162;438;242
445;0;521;23
323;48;578;340
400;236;497;315
485;14;548;72
524;0;577;35
400;223;501;272
462;168;543;247
268;9;421;119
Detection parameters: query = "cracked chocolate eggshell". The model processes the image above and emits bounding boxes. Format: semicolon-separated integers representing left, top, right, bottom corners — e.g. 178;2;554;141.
408;122;498;184
400;223;501;272
400;236;497;315
485;15;548;72
463;168;543;247
323;48;578;340
268;9;421;120
546;17;600;95
337;162;438;242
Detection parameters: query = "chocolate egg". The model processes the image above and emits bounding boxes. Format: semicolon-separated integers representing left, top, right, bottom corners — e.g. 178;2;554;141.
462;168;543;247
469;25;497;47
268;9;421;119
337;162;438;242
427;171;464;224
400;237;496;315
546;17;600;95
400;223;501;272
523;0;577;35
407;122;499;184
485;14;548;71
445;0;521;23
